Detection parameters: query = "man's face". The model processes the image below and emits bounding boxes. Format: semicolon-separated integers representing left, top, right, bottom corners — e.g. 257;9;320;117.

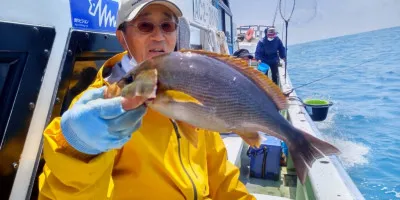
267;29;276;39
117;4;177;63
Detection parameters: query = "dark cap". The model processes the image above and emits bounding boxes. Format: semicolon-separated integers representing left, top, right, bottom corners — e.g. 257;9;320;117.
233;49;254;59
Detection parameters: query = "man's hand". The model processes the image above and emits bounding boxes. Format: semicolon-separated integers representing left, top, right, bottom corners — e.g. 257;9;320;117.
60;86;147;155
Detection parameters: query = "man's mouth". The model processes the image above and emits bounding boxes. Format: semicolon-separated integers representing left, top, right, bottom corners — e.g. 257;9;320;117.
149;49;165;53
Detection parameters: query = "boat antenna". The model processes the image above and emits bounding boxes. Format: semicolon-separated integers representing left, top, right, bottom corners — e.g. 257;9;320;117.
279;0;295;81
283;59;374;97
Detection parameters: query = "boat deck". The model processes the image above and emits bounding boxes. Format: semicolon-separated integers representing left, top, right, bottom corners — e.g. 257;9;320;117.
222;134;297;200
239;143;297;199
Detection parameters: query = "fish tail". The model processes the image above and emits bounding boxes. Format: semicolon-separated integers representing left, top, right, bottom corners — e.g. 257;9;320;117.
285;126;340;184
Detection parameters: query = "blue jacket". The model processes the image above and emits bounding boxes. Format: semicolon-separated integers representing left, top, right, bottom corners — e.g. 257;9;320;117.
255;37;286;65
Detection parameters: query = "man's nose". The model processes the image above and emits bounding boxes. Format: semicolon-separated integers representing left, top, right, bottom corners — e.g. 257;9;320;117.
150;26;165;41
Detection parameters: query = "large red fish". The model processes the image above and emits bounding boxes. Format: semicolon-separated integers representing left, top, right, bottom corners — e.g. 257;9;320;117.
106;50;340;184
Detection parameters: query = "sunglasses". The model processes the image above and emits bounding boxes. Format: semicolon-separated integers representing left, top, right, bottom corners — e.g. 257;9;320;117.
126;21;178;33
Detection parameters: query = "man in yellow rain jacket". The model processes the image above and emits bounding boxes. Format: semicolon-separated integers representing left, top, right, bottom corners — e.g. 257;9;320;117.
38;0;255;199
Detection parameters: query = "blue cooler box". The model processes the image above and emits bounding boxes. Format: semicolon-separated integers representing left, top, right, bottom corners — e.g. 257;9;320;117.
247;136;282;180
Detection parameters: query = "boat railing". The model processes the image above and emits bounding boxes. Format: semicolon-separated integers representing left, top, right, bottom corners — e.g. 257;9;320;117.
278;64;365;200
221;61;365;199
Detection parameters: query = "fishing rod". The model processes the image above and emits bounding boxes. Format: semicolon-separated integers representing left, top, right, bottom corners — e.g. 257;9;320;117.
283;59;374;97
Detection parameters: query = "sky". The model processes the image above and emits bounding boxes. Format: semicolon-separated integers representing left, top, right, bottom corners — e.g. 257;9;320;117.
229;0;400;45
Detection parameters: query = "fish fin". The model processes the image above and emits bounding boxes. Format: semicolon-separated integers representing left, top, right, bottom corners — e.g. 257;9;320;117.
122;96;149;110
164;90;204;106
179;49;288;110
234;131;265;148
176;120;199;148
104;82;122;99
121;69;157;99
285;127;341;184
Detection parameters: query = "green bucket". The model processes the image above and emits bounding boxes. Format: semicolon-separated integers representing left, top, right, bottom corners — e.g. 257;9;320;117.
303;99;333;121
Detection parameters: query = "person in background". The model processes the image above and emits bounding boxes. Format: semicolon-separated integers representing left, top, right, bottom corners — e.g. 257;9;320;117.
255;27;286;85
233;48;254;60
38;0;255;199
233;48;254;66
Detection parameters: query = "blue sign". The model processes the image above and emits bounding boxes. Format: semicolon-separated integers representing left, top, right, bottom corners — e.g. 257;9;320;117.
69;0;120;32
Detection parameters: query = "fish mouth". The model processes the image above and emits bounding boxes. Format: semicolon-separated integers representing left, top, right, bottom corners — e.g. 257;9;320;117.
144;97;156;105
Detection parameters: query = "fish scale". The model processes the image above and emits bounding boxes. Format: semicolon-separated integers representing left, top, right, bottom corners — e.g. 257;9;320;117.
160;53;282;133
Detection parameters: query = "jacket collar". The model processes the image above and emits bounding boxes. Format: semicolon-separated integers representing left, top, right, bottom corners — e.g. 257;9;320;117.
92;51;128;88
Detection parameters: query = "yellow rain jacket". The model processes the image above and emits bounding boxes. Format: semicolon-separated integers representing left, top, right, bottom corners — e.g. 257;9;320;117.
38;52;255;200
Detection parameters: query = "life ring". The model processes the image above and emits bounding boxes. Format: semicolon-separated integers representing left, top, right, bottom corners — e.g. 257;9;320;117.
245;28;254;41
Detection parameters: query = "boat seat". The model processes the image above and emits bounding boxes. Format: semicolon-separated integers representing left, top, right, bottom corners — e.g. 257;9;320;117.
221;134;243;166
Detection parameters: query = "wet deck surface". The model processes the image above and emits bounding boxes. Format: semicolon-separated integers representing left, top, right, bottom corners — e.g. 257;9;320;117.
239;143;297;199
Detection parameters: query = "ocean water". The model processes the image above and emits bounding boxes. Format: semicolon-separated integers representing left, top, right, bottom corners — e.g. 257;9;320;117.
288;26;400;200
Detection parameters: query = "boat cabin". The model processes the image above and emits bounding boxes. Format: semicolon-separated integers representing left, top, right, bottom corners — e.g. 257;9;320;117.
0;0;233;199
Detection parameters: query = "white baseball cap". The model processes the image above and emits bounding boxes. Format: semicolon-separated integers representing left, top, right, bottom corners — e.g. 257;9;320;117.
116;0;183;28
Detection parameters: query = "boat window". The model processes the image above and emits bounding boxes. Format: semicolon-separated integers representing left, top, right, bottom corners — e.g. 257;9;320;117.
190;26;202;49
218;9;223;30
224;13;232;44
0;21;55;200
48;31;123;119
59;60;104;113
0;54;26;142
0;63;9;97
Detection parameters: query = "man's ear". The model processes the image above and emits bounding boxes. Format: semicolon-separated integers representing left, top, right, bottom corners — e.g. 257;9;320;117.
116;30;128;51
